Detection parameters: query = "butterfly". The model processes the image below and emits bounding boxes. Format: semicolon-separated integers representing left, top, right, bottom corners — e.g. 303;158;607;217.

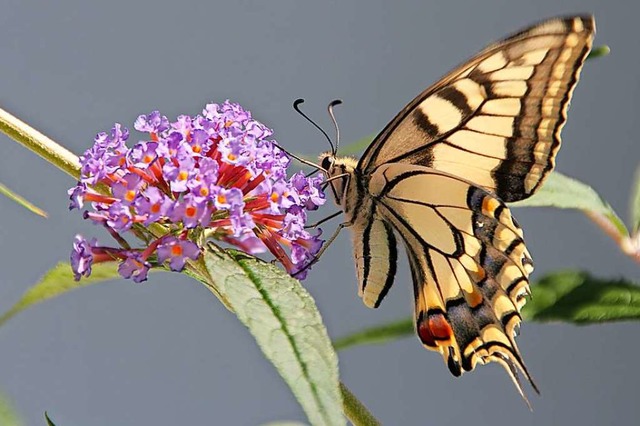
317;15;595;401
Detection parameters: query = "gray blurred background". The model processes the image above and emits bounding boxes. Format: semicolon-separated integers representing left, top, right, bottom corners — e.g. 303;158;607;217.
0;1;638;425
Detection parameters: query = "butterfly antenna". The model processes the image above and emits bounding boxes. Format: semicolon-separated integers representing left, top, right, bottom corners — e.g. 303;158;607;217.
327;99;342;154
274;144;325;173
293;98;336;154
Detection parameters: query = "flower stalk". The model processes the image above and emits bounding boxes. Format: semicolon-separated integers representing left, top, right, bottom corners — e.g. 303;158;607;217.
340;382;381;426
0;107;80;179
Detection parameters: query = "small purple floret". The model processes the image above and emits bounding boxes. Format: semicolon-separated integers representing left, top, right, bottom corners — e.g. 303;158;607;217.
157;237;201;271
70;235;95;281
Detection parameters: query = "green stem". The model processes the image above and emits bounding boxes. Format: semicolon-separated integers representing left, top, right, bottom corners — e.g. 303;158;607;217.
334;318;413;351
0;106;80;180
585;210;640;264
340;382;381;426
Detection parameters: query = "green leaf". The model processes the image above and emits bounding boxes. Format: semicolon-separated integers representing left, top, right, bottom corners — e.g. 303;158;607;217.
0;392;23;426
0;262;121;328
630;166;640;235
44;412;56;426
586;44;611;60
0;181;47;218
510;172;628;236
203;248;344;426
333;318;413;351
522;270;640;324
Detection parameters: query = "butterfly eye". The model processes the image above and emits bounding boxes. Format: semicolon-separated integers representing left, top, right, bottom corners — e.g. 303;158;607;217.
321;156;334;170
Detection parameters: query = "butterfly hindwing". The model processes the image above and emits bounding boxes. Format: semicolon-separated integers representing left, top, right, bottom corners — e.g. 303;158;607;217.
351;207;398;308
367;163;536;396
359;15;595;202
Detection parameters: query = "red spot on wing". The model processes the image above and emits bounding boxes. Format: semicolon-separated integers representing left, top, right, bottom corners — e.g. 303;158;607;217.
417;312;453;348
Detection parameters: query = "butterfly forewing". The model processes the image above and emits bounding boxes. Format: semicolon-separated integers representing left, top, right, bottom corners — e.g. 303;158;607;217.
358;15;595;202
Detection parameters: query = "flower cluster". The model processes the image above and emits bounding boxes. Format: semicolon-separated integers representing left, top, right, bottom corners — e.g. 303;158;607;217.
70;101;325;283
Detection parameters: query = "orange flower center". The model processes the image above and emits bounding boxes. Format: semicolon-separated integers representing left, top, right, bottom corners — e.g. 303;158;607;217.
171;244;183;257
185;205;197;218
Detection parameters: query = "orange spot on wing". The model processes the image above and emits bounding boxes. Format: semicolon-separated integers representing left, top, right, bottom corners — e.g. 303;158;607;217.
465;290;483;308
482;196;500;216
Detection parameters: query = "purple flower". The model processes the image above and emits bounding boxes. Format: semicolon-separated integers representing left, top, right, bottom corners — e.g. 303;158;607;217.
68;183;87;210
171;193;210;228
218;137;250;167
70;100;327;283
128;142;159;169
163;156;196;193
230;212;255;237
280;205;307;241
157;237;201;271
290;171;326;210
171;115;193;137
111;173;143;205
290;230;324;280
118;254;151;283
135;187;172;225
106;202;134;231
70;235;96;281
156;132;187;160
134;111;170;134
255;141;290;180
213;187;244;211
188;129;213;156
268;180;296;212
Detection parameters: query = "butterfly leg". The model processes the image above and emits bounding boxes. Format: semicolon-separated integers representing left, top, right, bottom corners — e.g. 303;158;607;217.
305;210;342;229
292;221;350;278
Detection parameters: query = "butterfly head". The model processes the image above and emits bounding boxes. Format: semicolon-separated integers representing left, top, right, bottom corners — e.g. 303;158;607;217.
319;151;358;210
